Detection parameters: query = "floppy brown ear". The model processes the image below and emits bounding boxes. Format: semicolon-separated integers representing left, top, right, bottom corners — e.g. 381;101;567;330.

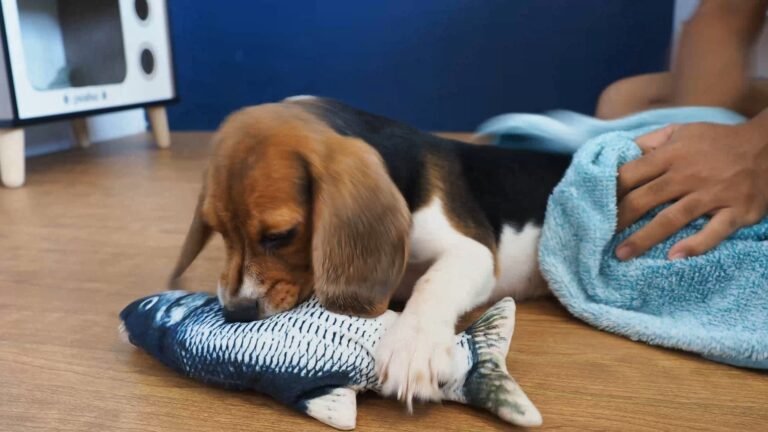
308;137;411;317
169;185;213;285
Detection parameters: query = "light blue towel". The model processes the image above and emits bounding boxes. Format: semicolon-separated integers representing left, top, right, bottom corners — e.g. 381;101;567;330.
478;107;768;369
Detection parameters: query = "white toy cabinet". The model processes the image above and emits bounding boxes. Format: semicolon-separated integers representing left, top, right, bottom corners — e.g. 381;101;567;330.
0;0;177;187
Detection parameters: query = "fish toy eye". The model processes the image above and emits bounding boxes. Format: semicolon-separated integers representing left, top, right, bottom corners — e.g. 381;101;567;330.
139;296;158;311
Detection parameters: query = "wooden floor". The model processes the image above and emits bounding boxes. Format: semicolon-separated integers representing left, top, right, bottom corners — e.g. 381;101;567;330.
1;132;766;432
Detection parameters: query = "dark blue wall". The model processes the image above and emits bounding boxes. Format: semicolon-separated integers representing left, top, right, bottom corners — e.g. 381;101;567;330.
167;1;672;131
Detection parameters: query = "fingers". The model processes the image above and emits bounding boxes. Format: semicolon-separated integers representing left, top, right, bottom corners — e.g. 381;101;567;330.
377;353;391;386
617;148;669;199
616;174;684;231
635;124;679;154
616;193;709;261
667;210;740;259
617;125;679;199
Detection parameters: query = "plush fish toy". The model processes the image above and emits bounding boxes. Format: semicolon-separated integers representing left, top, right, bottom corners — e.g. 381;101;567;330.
119;291;542;430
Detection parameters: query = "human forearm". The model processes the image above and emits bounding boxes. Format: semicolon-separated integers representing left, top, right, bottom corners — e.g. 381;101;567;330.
673;0;768;109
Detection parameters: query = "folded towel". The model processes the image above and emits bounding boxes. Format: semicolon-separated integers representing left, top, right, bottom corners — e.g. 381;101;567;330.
478;106;746;153
478;107;768;369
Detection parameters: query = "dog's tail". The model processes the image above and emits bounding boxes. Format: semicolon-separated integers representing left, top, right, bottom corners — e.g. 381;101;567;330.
457;298;542;427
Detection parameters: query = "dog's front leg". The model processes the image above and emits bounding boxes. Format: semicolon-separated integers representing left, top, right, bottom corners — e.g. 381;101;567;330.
375;235;496;410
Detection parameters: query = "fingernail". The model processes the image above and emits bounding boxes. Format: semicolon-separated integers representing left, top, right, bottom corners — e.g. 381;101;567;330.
615;245;633;261
669;252;687;261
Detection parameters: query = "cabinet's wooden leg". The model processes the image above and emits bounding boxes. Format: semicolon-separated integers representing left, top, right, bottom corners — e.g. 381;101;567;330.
71;118;90;148
0;128;25;188
147;106;171;149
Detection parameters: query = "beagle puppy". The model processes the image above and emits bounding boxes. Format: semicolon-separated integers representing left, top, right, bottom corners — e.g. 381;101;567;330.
170;96;570;407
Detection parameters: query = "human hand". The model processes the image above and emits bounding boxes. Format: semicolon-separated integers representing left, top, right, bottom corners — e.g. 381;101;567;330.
615;121;768;261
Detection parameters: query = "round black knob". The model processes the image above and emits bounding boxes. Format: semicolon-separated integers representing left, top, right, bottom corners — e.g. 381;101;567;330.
140;48;155;76
135;0;149;21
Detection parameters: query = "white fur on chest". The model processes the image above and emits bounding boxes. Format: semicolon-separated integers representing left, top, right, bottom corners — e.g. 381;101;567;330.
404;198;547;302
493;223;548;301
408;198;465;264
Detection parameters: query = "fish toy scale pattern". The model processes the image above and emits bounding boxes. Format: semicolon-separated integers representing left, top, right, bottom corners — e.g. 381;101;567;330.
120;291;541;430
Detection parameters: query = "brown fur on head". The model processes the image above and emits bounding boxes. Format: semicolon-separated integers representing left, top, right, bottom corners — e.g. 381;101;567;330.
170;103;411;320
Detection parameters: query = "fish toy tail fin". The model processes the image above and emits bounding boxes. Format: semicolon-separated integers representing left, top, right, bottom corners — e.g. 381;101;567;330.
463;297;543;427
302;387;358;430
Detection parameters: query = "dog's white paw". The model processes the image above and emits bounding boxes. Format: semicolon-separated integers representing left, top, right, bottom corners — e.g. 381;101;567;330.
375;314;455;411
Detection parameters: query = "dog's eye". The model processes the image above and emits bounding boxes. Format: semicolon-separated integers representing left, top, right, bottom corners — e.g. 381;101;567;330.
260;228;297;249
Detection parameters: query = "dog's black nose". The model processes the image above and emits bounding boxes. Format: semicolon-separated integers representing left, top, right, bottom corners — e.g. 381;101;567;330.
223;304;260;322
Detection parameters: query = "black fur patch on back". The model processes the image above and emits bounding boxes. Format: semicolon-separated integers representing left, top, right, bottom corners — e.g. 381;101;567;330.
292;97;571;240
457;145;571;236
292;98;431;211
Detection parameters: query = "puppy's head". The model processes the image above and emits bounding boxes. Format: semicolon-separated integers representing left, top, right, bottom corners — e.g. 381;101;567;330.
170;103;410;321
